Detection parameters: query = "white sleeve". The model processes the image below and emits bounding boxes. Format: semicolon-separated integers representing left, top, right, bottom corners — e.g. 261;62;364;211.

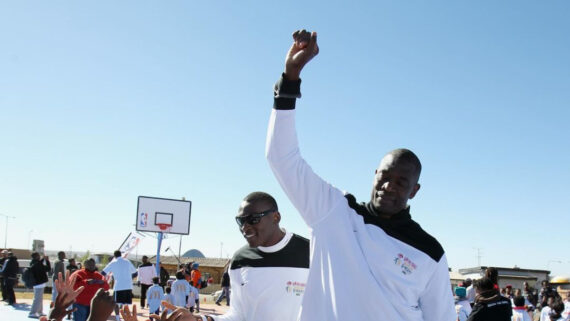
266;109;346;227
129;262;137;274
212;269;244;321
418;255;457;321
102;261;114;275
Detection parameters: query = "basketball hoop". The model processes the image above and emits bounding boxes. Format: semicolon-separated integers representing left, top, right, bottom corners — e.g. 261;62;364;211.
157;224;171;232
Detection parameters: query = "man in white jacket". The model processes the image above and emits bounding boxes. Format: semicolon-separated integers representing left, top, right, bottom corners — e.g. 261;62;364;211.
265;29;456;321
196;192;310;321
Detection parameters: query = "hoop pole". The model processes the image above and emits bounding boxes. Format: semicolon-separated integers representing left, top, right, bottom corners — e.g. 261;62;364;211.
155;231;163;276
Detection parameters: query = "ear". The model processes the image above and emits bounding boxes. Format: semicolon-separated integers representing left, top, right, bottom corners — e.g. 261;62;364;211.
408;183;421;199
273;211;281;224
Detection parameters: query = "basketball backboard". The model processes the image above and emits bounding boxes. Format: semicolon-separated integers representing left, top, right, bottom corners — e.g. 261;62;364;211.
136;196;191;235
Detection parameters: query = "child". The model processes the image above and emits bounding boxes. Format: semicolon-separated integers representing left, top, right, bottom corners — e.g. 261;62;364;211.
171;271;191;308
164;287;174;314
187;282;200;313
146;277;164;320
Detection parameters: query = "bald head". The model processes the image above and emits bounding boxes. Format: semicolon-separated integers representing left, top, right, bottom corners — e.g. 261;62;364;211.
383;148;422;180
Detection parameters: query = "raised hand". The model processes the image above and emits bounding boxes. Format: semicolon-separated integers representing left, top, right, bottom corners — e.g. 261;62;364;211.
120;304;147;321
86;288;116;321
285;29;319;80
149;300;199;321
48;271;84;321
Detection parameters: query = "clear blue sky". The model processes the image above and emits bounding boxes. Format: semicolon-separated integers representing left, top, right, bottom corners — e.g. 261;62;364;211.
1;1;569;277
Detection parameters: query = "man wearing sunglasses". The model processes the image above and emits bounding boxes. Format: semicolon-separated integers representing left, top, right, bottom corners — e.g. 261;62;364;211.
196;191;309;321
265;30;456;321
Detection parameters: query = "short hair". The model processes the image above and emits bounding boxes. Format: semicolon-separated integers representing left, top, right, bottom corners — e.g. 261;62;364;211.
142;255;148;260
152;277;159;284
474;276;495;292
484;267;498;285
83;258;96;271
176;271;184;279
113;250;122;258
242;191;278;211
386;148;422;177
513;296;525;307
31;252;40;258
165;286;171;294
58;251;65;257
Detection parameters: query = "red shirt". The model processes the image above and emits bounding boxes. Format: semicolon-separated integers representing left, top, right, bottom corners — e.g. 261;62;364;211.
72;269;110;306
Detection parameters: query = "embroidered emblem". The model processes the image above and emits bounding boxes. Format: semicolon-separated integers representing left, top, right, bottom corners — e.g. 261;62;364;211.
285;281;306;296
394;253;417;275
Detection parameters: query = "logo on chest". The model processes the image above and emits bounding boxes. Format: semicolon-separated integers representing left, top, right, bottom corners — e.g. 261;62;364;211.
394;253;417;275
285;281;306;296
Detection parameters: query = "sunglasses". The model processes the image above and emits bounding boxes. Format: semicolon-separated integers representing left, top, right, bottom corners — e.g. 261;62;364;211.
235;208;276;227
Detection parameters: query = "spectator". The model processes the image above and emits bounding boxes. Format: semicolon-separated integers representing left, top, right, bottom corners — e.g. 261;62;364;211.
66;258;79;275
467;276;512;321
522;281;537;310
101;250;137;321
547;296;565;321
0;249;8;302
190;262;202;290
562;292;570;321
71;258;109;321
465;278;476;306
51;252;67;307
159;263;169;288
215;269;230;306
455;287;471;321
187;281;200;313
512;296;532;321
0;251;18;305
137;255;156;310
539;280;556;310
29;251;51;318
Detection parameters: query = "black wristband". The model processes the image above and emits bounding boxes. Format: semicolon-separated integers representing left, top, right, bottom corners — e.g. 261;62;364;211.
273;73;301;110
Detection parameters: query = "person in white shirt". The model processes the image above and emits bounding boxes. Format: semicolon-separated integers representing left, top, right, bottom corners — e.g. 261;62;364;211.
196;192;310;321
512;296;532;321
456;286;473;318
101;250;137;321
265;29;456;321
138;255;157;310
146;277;164;318
171;271;191;308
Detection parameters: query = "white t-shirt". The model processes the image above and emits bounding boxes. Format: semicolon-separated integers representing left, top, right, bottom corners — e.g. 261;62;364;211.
102;257;137;291
146;284;164;312
171;279;190;308
512;307;532;321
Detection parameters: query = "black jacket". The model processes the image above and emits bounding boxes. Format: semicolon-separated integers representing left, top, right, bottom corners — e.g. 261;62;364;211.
467;292;512;321
221;271;230;287
30;258;51;285
2;256;19;278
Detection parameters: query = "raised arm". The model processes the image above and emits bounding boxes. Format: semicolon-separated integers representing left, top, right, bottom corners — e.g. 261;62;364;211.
266;30;346;227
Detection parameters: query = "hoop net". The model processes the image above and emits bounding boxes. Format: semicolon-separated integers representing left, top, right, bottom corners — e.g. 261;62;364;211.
157;224;172;232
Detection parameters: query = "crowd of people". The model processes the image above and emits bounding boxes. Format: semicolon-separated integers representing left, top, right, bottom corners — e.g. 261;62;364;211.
453;268;569;321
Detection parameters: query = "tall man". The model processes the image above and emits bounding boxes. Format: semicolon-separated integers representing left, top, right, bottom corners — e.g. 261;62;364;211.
265;29;456;320
137;255;156;310
29;251;51;318
101;250;137;321
197;192;310;321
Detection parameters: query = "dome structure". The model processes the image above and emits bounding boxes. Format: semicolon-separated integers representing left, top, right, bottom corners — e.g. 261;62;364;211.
182;249;205;258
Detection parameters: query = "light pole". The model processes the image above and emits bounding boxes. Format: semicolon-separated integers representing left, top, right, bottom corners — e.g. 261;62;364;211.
0;213;16;249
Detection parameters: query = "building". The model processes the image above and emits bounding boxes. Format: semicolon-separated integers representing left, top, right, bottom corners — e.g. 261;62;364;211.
458;266;550;290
